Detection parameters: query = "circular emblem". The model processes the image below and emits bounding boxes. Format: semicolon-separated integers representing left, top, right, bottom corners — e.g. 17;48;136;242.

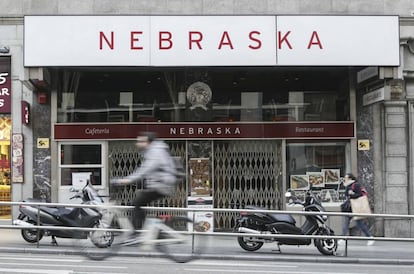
186;81;212;110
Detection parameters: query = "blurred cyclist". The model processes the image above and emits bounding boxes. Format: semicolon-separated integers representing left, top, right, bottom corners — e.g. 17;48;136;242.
111;132;176;243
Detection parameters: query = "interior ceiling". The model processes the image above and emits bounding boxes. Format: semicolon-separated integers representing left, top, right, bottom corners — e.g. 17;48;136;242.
69;66;351;93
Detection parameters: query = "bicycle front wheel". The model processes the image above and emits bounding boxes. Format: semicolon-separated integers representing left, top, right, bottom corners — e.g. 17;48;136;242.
155;216;197;263
74;221;121;261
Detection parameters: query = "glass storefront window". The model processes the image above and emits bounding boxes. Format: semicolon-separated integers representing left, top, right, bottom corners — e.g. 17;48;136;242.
55;67;350;123
286;142;350;203
61;144;101;165
61;167;102;186
59;143;104;186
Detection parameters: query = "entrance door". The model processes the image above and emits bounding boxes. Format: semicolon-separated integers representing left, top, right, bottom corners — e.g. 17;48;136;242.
108;139;283;231
58;142;108;204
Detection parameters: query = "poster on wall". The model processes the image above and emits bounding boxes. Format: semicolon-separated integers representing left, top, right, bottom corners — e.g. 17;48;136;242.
11;134;24;183
322;169;340;185
72;172;92;190
187;197;214;233
189;158;211;197
290;174;310;190
306;172;325;188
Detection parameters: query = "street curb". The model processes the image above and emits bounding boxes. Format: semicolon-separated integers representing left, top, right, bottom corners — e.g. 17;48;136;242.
1;247;414;265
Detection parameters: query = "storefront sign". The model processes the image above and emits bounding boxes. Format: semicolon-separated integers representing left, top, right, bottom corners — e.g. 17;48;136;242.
11;134;24;183
187;197;214;233
357;67;378;84
21;101;30;125
54;122;355;140
363;86;390;106
24;16;399;67
0;57;11;113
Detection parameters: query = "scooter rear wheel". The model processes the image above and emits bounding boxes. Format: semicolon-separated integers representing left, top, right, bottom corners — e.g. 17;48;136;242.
237;236;264;251
19;215;44;243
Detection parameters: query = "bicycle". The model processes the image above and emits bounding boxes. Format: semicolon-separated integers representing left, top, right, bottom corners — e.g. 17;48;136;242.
75;200;198;263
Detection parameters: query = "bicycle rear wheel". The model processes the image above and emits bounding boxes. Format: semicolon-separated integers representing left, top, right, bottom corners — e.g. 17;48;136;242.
155;216;197;263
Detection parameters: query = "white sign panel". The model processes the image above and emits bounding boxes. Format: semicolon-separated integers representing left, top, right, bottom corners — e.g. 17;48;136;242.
24;15;399;67
276;16;400;66
149;16;276;66
24;16;151;66
363;86;390;106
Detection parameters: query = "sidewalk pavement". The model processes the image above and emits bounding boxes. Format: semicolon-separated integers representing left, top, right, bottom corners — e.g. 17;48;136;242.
1;228;414;265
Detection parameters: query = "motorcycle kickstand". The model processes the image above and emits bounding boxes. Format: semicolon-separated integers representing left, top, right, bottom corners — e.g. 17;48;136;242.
272;243;282;253
51;236;58;246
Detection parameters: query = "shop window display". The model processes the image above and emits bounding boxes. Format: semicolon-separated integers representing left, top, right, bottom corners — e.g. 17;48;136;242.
55;67;350;123
287;142;349;205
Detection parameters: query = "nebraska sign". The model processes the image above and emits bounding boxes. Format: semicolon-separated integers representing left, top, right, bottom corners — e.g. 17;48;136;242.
54;122;355;140
24;15;399;66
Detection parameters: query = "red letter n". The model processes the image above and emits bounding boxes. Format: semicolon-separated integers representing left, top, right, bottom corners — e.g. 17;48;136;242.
99;31;114;50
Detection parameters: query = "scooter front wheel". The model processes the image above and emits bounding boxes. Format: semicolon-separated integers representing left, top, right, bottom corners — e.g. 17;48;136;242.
75;222;121;261
90;222;114;248
314;229;337;256
19;215;44;243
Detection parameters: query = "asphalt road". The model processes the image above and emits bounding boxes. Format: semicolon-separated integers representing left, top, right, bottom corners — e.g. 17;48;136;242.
2;227;414;268
1;253;414;274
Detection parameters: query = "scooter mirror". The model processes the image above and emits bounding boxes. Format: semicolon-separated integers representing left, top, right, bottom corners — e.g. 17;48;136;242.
69;187;79;192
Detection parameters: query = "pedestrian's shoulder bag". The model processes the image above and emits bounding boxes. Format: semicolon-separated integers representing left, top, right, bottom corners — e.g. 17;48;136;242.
340;199;351;212
350;183;371;219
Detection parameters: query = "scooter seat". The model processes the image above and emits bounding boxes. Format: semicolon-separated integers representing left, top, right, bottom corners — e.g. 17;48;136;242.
268;213;296;224
40;207;60;216
40;207;80;226
244;206;296;224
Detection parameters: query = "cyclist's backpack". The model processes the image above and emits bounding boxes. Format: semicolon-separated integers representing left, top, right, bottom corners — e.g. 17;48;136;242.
164;147;186;185
171;156;186;182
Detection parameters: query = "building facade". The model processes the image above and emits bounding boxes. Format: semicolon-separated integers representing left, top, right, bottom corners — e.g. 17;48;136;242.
0;1;413;236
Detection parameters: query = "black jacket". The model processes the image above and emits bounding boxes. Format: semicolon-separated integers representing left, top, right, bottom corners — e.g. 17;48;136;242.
344;181;365;200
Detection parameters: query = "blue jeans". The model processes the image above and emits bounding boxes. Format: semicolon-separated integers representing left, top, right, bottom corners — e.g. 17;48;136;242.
342;216;373;237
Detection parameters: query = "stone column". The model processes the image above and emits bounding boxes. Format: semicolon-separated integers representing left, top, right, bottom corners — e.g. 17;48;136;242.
382;101;409;237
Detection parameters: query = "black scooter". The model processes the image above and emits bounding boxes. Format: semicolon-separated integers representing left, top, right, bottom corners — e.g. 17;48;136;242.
234;189;337;255
13;181;114;248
